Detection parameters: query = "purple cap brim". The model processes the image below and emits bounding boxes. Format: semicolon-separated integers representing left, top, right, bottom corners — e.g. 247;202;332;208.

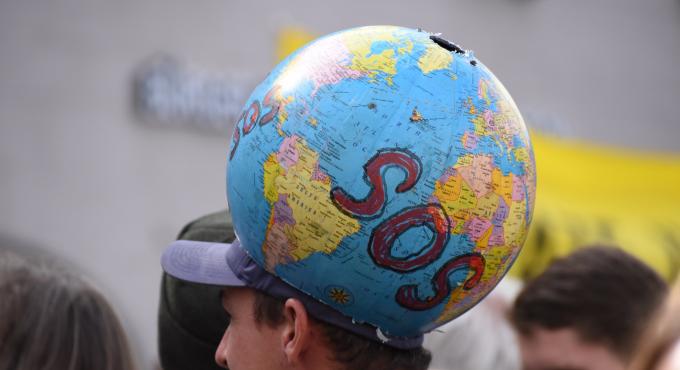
161;240;247;287
161;239;424;349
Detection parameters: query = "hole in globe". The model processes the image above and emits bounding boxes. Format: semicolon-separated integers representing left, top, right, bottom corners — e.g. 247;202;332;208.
429;35;466;54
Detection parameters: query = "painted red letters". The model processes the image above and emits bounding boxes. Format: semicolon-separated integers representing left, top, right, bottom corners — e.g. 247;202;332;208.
242;101;260;135
369;205;450;272
229;85;281;160
333;148;486;311
331;149;421;219
395;253;485;310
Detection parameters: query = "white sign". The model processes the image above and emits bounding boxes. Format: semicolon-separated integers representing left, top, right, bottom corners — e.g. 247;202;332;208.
133;55;252;133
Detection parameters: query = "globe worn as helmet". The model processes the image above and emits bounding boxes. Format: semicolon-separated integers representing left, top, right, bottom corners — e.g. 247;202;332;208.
163;25;536;345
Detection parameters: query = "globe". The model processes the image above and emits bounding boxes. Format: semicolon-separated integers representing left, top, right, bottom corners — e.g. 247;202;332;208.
226;25;536;337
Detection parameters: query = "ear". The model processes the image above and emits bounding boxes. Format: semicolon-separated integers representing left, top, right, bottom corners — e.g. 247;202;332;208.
281;298;312;364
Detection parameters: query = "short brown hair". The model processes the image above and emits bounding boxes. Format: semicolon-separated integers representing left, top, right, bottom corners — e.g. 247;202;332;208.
253;291;431;370
511;246;667;360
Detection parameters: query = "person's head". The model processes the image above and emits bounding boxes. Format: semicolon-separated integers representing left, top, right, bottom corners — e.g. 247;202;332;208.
164;237;434;370
0;250;135;370
629;278;680;370
217;286;431;370
162;25;536;370
160;210;431;370
510;246;668;370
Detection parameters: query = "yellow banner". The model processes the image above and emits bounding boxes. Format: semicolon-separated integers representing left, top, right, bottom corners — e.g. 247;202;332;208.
510;132;680;281
276;27;315;62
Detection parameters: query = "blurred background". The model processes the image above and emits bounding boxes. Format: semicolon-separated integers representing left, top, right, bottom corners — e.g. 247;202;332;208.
1;0;679;367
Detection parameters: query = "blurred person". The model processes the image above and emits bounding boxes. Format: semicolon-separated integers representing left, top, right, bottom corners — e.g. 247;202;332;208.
629;278;680;370
0;249;136;370
511;246;668;370
424;278;523;370
158;210;234;370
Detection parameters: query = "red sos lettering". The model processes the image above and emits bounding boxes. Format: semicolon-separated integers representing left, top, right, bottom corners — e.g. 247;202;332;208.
229;85;281;160
331;149;485;311
331;149;421;219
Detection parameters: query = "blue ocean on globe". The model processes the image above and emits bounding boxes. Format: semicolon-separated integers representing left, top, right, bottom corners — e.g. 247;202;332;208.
226;25;535;337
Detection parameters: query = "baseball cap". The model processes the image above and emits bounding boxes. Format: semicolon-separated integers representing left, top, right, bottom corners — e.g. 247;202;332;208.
161;236;424;349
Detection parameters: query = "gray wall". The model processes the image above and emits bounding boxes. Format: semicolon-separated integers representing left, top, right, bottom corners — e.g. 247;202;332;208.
1;0;679;367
